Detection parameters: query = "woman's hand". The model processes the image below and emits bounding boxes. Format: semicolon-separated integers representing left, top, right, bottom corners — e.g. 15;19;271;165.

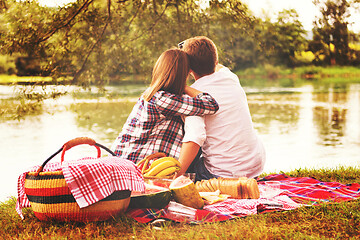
184;85;202;97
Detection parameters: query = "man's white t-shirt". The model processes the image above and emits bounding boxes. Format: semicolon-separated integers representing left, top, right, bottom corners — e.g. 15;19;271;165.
183;67;266;178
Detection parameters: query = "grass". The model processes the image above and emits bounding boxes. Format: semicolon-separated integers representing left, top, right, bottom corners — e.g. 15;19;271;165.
1;167;360;239
236;65;360;88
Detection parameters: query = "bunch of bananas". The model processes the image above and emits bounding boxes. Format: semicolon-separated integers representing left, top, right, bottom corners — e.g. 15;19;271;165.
136;152;181;178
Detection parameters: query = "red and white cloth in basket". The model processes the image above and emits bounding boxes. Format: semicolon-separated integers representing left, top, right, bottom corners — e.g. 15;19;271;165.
16;156;145;218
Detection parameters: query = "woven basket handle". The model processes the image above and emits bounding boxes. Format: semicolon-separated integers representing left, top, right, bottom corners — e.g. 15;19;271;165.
61;137;101;163
35;137;116;176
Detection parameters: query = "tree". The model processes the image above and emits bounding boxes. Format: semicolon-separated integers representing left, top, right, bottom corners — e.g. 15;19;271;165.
311;0;360;65
0;0;103;81
0;0;312;87
0;0;256;84
204;0;259;70
255;9;307;67
0;0;213;86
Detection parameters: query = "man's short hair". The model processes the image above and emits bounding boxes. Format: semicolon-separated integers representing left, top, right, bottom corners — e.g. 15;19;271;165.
182;36;218;77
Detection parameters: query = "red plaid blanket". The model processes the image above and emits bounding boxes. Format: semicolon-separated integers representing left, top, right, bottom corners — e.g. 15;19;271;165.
126;174;360;224
16;156;145;219
259;174;360;205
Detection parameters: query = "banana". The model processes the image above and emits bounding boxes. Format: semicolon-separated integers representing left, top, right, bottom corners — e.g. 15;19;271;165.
156;166;180;177
137;152;167;174
143;160;177;177
146;157;181;171
145;152;167;161
141;158;151;174
142;157;172;174
136;157;147;167
158;157;181;167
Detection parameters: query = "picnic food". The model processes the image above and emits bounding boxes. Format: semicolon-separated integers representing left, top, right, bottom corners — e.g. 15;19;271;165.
144;157;180;176
199;190;230;205
170;175;204;209
136;152;167;174
137;153;181;178
145;178;173;189
195;177;260;199
129;183;172;209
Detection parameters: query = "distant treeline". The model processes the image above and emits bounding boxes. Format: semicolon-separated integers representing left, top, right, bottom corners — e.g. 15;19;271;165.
0;0;359;87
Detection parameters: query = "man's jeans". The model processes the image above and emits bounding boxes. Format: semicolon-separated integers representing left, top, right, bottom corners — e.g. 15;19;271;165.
186;149;218;182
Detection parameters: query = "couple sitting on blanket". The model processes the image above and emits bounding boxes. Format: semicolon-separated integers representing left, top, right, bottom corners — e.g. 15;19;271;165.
111;36;266;181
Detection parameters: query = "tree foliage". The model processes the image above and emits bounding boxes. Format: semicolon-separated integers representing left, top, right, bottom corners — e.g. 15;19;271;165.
0;0;320;86
257;9;307;67
310;0;360;65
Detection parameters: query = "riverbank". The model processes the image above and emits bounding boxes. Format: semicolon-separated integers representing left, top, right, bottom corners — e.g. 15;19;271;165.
2;65;360;86
0;75;55;85
235;65;360;88
1;167;359;239
0;74;147;86
236;65;360;81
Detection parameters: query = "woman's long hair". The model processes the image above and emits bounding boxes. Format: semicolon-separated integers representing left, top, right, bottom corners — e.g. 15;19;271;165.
143;48;190;101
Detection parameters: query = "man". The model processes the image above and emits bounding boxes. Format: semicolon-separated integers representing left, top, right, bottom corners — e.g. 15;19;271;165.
176;36;266;180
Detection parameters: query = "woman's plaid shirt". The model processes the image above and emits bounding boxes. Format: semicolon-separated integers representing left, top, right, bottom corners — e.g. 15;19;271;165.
112;90;219;163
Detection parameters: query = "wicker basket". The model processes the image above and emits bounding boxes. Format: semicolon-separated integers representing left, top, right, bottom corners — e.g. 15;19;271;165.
24;137;131;222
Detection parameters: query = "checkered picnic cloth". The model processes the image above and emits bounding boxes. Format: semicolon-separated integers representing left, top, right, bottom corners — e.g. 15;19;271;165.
126;174;360;224
128;207;234;224
16;156;145;218
127;195;300;224
203;195;299;215
258;174;360;205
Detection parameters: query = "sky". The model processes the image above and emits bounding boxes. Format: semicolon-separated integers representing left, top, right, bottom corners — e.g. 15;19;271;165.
244;0;360;32
38;0;360;33
244;0;320;31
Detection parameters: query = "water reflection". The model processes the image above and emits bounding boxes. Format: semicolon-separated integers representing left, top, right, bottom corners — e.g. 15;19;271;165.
245;84;359;174
248;94;301;135
311;83;359;148
69;101;136;145
313;106;346;146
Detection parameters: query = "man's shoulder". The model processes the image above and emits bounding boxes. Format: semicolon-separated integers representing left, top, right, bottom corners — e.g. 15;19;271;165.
218;67;238;78
193;68;238;86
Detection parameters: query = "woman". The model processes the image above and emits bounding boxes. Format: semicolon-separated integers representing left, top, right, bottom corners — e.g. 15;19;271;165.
111;48;219;163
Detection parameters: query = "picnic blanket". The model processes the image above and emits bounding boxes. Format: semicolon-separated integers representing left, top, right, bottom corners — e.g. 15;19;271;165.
259;174;360;205
16;156;145;219
126;174;360;224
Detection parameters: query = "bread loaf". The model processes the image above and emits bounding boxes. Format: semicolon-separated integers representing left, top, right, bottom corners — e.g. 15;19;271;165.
195;177;260;199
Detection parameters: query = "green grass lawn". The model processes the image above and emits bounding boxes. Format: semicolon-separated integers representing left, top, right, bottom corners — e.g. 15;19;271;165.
236;65;360;85
1;167;359;239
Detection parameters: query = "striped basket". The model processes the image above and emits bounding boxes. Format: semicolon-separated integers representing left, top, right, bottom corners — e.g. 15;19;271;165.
24;137;131;222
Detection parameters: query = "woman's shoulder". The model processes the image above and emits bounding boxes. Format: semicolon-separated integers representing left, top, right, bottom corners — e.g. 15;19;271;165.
152;90;178;100
150;90;186;109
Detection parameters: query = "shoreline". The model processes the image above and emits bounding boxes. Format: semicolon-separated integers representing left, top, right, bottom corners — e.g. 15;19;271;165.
2;65;360;86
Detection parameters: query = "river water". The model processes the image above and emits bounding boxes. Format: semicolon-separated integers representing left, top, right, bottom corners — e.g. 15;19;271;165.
1;83;359;201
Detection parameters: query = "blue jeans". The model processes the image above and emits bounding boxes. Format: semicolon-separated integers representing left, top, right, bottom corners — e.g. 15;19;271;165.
186;149;218;182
